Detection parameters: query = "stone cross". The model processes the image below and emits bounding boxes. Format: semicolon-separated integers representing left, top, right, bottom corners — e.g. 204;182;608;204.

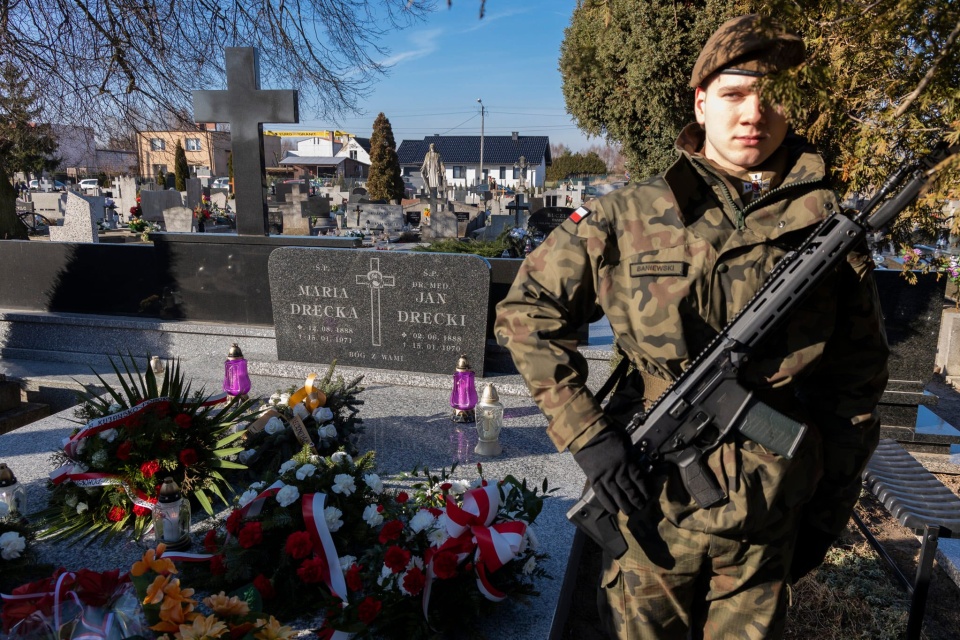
193;48;299;236
355;257;395;347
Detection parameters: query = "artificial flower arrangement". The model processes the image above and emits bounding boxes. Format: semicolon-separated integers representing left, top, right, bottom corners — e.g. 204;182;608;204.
129;544;294;639
0;566;146;639
193;195;213;223
233;365;364;482
35;356;258;546
194;449;551;640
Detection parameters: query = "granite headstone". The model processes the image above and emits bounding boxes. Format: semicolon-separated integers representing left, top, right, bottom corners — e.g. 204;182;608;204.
528;207;575;236
357;204;405;232
268;248;491;375
140;190;184;223
48;192;98;243
162;206;197;233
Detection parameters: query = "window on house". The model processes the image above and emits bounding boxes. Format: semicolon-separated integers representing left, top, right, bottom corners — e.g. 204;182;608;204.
499;167;506;179
350;150;358;160
185;138;202;151
150;139;165;151
512;166;520;179
152;164;167;175
453;166;465;179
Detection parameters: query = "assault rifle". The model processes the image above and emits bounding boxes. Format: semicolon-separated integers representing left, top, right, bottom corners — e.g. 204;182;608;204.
568;140;960;558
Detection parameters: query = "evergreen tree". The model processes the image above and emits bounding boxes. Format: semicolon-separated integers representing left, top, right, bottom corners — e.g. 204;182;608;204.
0;63;59;239
367;113;405;203
546;150;608;181
174;141;189;191
560;0;959;230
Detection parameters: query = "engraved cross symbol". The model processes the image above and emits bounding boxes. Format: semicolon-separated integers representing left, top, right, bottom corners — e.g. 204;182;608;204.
356;257;395;346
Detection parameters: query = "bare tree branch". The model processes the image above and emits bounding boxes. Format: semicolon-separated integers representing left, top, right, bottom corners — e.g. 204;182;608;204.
895;13;960;118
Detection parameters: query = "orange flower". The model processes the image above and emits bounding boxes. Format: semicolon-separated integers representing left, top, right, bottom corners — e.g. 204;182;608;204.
177;614;228;639
132;545;177;577
144;575;172;605
253;616;296;639
203;592;250;618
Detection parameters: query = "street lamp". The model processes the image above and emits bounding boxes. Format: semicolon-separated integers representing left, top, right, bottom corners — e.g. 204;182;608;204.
477;98;485;188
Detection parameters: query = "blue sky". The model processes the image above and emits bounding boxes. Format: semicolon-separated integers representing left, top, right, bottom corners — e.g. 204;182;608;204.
268;1;597;151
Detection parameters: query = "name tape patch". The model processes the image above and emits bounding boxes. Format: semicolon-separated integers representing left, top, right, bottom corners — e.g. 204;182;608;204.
569;206;591;224
630;262;687;277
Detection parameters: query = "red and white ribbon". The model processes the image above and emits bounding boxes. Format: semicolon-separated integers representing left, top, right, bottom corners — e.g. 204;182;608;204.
302;493;348;603
48;469;156;511
239;480;286;519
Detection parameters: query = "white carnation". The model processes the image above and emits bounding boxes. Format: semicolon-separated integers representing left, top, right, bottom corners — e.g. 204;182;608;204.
107;403;122;414
76;502;89;514
269;393;282;406
98;428;118;442
376;563;395;588
249;481;266;491
448;479;470;495
64;495;78;508
362;504;384;527
0;531;26;560
363;473;383;494
339;555;357;571
409;509;436;534
296;463;317;480
275;484;300;507
318;424;338;440
331;451;353;467
265;417;285;435
324;506;344;532
312;407;334;423
332;473;356;496
427;527;449;548
292;403;309;420
91;450;108;467
238;449;256;464
279;393;291;405
238;490;259;508
278;460;298;476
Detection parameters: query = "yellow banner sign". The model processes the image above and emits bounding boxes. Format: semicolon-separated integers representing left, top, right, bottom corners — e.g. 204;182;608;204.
263;130;351;138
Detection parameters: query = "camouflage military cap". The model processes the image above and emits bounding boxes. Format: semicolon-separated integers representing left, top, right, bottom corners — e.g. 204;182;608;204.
690;14;805;88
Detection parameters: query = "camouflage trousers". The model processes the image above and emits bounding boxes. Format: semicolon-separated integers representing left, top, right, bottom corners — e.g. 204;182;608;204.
597;510;797;640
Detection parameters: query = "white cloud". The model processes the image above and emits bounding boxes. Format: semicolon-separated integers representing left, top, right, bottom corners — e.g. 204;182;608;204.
379;28;444;68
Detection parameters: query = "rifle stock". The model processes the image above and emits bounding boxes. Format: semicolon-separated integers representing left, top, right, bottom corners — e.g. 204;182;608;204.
568;140;960;557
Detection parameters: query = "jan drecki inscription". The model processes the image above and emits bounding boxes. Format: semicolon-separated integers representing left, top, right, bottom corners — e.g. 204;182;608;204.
268;248;491;375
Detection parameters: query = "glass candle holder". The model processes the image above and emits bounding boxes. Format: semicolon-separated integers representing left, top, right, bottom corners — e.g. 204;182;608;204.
223;343;251;396
153;477;191;551
475;384;503;456
450;354;477;423
0;463;26;519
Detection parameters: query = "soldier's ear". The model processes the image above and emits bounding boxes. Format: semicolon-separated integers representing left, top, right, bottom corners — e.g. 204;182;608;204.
694;86;707;126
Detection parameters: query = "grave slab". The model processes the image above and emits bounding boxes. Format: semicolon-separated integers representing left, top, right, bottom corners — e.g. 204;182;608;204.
48;192;98;243
269;248;490;375
163;205;197;233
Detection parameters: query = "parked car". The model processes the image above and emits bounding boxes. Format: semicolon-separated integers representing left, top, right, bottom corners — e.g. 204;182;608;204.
29;179;66;191
211;177;230;189
79;179;100;191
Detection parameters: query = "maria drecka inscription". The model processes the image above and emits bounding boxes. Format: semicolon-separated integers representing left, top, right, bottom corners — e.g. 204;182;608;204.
268;248;491;375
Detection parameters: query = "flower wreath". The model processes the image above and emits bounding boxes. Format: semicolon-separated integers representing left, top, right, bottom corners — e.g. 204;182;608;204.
36;356;258;545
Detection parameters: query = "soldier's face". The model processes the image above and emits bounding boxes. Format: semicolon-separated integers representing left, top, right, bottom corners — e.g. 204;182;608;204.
694;75;788;174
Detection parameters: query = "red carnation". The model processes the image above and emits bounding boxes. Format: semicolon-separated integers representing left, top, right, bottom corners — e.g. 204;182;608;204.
383;546;411;574
174;414;192;429
179;448;198;467
253;574;275;600
115;441;133;461
155;403;170;419
395;492;409;503
357;597;382;625
210;555;227;576
225;510;243;536
297;556;328;584
285;531;314;559
432;551;459;580
402;566;426;596
132;503;151;517
238;521;263;549
345;564;363;592
139;460;160;478
378;520;403;544
107;506;127;522
203;529;218;553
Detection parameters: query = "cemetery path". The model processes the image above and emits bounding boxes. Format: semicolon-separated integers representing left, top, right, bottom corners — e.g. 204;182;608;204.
561;377;960;640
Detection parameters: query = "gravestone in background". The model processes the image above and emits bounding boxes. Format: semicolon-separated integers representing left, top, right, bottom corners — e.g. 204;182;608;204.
268;248;491;375
528;207;575;236
48;192;98;243
140;190;184;223
357;204;405;232
186;178;203;211
421;208;458;239
163;206;196;233
31;193;66;222
193;47;299;236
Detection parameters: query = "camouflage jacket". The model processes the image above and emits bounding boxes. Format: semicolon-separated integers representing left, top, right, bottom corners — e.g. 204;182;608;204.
495;126;889;536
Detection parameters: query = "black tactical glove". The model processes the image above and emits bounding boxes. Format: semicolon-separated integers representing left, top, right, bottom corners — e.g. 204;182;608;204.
573;427;650;516
789;523;837;583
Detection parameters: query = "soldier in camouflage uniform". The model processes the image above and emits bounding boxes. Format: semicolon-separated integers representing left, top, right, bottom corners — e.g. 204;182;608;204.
494;14;889;640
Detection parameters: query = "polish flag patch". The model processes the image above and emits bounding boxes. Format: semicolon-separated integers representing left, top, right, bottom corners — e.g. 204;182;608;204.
569;206;591;224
